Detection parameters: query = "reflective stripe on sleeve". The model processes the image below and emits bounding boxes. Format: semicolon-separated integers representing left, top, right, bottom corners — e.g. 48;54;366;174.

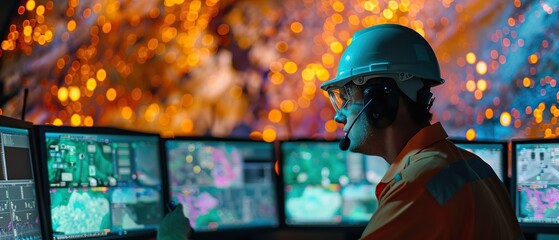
425;157;497;205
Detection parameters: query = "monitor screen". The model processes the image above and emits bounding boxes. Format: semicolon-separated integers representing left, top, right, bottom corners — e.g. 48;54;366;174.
164;138;278;232
280;140;389;226
0;116;45;239
453;141;507;182
37;126;165;239
513;141;559;227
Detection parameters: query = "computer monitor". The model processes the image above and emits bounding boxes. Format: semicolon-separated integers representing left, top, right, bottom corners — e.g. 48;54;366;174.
512;139;559;233
451;139;508;184
0;115;47;239
163;137;279;232
279;139;389;226
35;126;166;239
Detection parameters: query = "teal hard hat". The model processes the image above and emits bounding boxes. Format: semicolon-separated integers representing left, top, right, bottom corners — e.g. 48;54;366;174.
320;24;444;102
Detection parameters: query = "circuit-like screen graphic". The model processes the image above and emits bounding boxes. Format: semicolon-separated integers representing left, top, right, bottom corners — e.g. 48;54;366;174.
44;132;164;239
0;126;43;240
165;140;278;231
455;143;505;181
281;141;389;225
515;143;559;224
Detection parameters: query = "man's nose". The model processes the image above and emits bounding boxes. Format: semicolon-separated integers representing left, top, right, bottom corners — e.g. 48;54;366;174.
334;110;347;124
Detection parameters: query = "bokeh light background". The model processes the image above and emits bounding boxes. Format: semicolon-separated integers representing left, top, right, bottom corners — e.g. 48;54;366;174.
1;0;558;142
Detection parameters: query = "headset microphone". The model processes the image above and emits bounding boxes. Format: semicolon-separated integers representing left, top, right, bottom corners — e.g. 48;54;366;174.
339;99;373;151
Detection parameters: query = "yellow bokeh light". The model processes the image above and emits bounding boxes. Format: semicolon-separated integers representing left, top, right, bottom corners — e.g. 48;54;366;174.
97;69;107;81
284;61;298;74
121;106;133;119
70;114;81;126
316;69;330;81
466;52;476;64
330;41;344;54
523;77;531;88
193;166;201;174
382;9;394;19
500;112;512;127
466;128;476;141
477;79;487;91
466;80;476;92
84;116;94;126
332;1;345;12
476;61;487;75
270;72;284;85
325;120;338;132
388;1;399;10
26;0;36;11
67;20;77;32
262;128;277;142
57;87;68;102
36;5;45;15
52;118;63;126
68;86;81;101
529;54;539;64
23;26;32;36
86;78;97;91
322;53;334;66
181;119;194;133
106;88;117;101
268;109;282;123
280;100;296;113
290;22;303;33
485;108;494;119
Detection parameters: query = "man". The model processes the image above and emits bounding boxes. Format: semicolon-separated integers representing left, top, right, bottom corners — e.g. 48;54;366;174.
157;24;524;240
321;23;523;239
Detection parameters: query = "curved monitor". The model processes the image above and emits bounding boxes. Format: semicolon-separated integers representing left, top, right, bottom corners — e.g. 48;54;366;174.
512;139;559;233
0;115;47;239
279;139;389;227
163;137;279;233
35;126;165;239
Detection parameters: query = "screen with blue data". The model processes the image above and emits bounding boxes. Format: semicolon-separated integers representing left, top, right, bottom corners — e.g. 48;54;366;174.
454;142;506;181
165;139;278;231
0;123;44;239
39;128;164;239
514;142;559;225
281;140;389;225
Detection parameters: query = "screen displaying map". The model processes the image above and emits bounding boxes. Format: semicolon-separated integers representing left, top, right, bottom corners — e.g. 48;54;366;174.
0;125;44;240
43;131;164;239
281;141;389;225
165;139;278;231
515;142;559;224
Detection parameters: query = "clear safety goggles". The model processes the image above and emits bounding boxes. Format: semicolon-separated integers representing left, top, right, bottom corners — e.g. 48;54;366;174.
326;84;358;113
325;73;414;113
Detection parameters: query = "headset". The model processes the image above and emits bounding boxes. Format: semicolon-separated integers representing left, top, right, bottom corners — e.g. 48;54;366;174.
363;79;400;129
339;78;400;150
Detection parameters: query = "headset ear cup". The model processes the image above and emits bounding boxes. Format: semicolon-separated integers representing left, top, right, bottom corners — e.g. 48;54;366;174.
364;82;399;129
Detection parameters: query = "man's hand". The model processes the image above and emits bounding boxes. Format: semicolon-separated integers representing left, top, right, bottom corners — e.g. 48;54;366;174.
157;204;194;240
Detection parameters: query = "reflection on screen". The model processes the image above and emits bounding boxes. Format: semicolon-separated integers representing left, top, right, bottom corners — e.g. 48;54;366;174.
281;141;389;225
165;140;278;231
455;143;505;181
515;143;559;224
0;126;43;240
44;132;164;239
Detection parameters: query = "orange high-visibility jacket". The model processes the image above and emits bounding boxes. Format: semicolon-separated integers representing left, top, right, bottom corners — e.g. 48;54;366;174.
360;123;523;240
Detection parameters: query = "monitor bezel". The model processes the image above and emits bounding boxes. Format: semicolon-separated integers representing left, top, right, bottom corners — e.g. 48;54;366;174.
161;135;281;237
34;124;168;239
511;138;559;234
448;138;510;189
0;115;50;239
277;138;375;232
